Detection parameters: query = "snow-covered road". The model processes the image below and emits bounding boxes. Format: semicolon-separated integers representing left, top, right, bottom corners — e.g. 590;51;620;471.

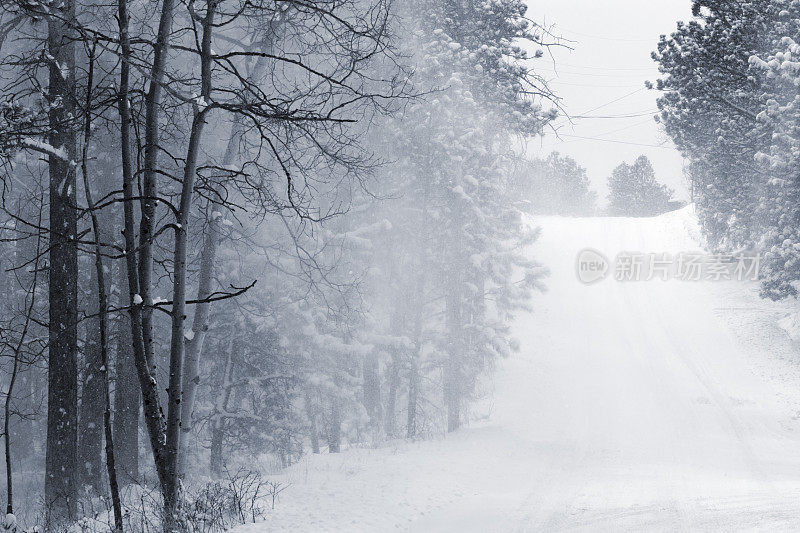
236;209;800;532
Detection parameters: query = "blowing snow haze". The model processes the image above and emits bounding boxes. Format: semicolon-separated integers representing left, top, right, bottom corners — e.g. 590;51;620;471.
2;1;800;532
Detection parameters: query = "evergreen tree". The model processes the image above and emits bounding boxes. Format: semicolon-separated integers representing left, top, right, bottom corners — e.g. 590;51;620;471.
372;0;555;433
654;0;800;299
652;0;780;247
511;152;597;216
607;156;674;217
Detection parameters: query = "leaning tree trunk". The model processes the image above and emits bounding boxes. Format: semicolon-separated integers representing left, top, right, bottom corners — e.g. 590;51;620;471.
117;0;169;501
44;0;79;523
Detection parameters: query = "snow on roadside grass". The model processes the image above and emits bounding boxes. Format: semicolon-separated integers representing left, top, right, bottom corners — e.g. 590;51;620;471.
231;424;547;533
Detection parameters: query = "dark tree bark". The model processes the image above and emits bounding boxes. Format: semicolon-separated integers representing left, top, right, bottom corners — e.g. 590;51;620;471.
209;423;224;477
80;49;123;529
116;0;173;498
209;338;236;476
113;279;139;485
44;0;79;523
11;199;44;461
4;208;41;515
78;264;105;492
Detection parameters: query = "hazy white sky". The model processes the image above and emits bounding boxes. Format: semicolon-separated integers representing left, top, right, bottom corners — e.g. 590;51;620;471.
523;0;693;204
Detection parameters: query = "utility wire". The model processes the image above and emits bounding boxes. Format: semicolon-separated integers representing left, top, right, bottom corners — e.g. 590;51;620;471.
594;118;656;137
571;110;658;119
539;68;654;78
556;134;677;150
553;62;657;71
552;26;656;43
550;81;648;89
578;88;647;115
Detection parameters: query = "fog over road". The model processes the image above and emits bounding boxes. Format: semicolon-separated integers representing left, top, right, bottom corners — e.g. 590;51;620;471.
238;208;800;532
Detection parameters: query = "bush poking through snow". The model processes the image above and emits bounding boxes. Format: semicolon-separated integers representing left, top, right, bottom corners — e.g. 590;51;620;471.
186;468;275;531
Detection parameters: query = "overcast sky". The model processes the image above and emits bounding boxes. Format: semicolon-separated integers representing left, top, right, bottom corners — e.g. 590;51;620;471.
523;0;693;205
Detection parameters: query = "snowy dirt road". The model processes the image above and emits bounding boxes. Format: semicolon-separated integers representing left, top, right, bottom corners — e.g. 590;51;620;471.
236;210;800;532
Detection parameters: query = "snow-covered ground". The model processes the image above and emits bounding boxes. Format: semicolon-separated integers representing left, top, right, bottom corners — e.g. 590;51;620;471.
234;207;800;532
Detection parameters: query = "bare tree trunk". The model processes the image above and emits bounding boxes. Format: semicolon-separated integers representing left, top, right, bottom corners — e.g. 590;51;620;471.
305;391;320;454
138;0;178;376
444;291;462;433
362;352;382;440
209;423;224;477
163;5;216;527
14;199;45;459
209;338;236;476
4;210;41;515
113;278;139;485
79;264;105;492
407;276;426;439
384;356;399;438
406;360;419;439
327;397;341;453
80;50;123;530
177;212;217;477
4;353;17;516
117;0;169;495
44;0;79;522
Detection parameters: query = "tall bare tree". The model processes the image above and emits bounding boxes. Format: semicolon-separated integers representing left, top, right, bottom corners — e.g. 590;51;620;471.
44;0;79;523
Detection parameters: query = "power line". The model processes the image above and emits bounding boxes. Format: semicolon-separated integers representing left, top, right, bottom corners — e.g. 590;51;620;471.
538;68;654;78
594;118;656;137
551;26;657;43
579;88;648;115
572;110;658;119
555;134;677;150
552;62;656;72
549;81;648;89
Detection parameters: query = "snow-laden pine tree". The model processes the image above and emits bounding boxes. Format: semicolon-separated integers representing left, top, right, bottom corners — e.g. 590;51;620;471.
748;8;800;300
371;0;555;433
654;0;800;300
607;156;674;217
511;152;597;216
652;0;779;248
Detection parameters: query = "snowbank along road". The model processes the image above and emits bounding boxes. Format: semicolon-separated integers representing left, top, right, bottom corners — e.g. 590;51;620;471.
236;207;800;532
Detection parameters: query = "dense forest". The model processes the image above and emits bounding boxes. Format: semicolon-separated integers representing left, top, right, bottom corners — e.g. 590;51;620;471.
0;0;561;530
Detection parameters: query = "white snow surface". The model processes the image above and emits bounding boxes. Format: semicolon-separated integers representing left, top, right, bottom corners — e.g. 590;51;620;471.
234;206;800;532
